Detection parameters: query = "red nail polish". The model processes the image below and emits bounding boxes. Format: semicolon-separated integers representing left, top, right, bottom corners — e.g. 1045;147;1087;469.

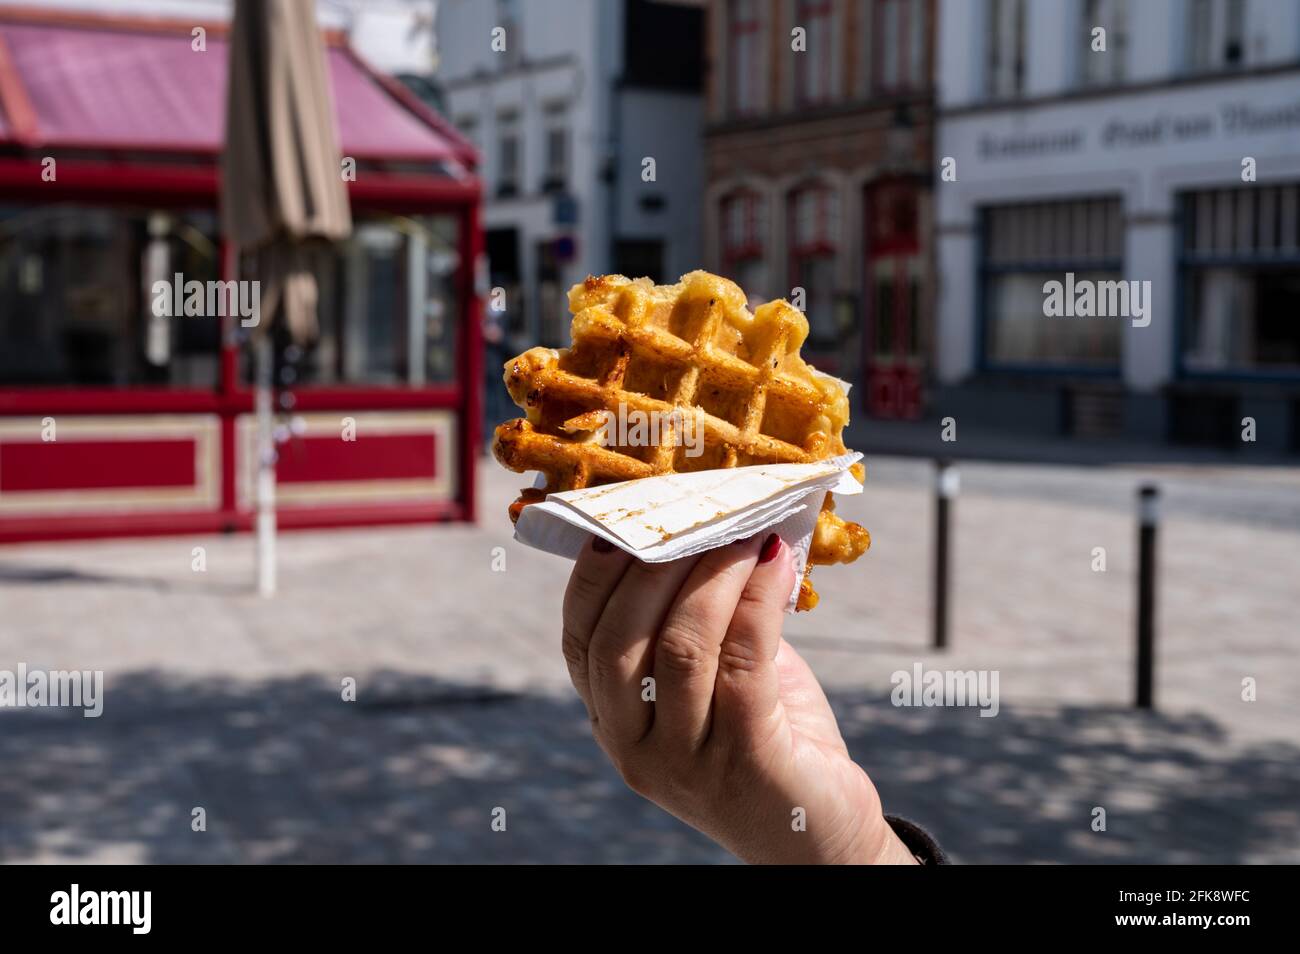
758;533;781;564
591;536;615;553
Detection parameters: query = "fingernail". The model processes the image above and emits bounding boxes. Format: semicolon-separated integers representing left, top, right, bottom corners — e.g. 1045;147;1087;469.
758;533;781;564
591;536;615;553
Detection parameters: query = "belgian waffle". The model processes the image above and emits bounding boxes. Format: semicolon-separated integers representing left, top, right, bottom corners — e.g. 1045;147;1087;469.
493;271;870;610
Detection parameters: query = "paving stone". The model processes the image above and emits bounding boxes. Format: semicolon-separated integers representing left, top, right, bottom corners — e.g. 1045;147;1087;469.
0;456;1295;863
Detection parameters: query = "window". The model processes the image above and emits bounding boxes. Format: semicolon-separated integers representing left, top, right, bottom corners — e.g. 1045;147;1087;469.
982;198;1124;368
614;239;665;284
486;227;525;343
1080;0;1127;86
868;182;923;364
496;110;520;198
720;190;768;307
728;0;764;116
269;214;462;387
874;0;927;92
794;0;835;105
541;103;569;194
787;185;840;347
0;205;220;388
1181;185;1300;375
535;238;566;347
1187;0;1246;73
986;0;1026;99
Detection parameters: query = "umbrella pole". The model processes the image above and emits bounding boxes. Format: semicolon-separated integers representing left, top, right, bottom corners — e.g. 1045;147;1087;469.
254;334;277;597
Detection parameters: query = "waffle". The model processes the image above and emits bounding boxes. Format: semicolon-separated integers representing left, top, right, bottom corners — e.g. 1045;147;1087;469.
493;271;870;610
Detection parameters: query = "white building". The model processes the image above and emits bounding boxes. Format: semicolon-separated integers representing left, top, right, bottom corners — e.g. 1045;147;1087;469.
936;0;1300;449
436;0;704;348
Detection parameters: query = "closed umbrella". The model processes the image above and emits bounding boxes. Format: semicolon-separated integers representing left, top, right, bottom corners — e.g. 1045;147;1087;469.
221;0;352;596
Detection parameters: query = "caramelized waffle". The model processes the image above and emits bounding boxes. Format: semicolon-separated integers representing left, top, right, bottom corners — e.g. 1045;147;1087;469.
493;271;870;610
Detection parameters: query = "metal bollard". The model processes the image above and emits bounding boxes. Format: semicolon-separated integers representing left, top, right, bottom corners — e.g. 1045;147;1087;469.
1135;485;1160;709
933;459;958;651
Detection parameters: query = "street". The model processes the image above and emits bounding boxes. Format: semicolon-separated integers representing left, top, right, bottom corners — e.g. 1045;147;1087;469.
1;455;1297;863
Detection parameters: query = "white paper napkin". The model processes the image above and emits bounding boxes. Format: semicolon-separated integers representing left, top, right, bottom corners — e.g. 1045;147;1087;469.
512;452;863;612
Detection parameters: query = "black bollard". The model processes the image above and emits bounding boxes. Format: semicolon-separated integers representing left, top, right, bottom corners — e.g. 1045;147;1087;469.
933;459;958;651
1135;485;1159;709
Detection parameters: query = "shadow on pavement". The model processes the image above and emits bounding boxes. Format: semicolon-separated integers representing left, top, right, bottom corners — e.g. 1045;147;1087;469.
0;562;250;596
1;670;1296;863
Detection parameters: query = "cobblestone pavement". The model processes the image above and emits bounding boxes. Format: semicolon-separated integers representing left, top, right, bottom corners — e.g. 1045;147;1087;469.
1;456;1297;863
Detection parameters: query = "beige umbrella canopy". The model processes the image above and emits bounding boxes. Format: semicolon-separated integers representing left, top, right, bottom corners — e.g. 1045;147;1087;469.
221;0;351;596
221;0;351;343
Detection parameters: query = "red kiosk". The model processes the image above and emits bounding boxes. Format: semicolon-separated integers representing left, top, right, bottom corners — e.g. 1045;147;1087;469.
0;8;483;543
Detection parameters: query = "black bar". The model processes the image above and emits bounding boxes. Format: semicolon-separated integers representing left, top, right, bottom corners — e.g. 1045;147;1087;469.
0;864;1275;937
1136;485;1159;709
933;459;955;651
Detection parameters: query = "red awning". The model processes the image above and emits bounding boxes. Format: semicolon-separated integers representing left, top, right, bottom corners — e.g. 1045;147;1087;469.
0;13;475;168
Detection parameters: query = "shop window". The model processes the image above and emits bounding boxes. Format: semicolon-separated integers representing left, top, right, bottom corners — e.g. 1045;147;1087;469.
728;0;765;116
486;227;525;344
1181;185;1300;375
1080;0;1127;87
873;0;927;93
1186;0;1246;73
981;198;1123;369
787;185;840;348
794;0;835;105
0;204;220;388
266;214;462;388
720;189;768;308
986;0;1026;99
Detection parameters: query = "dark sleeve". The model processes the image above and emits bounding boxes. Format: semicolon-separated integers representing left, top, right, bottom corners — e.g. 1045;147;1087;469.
885;815;949;865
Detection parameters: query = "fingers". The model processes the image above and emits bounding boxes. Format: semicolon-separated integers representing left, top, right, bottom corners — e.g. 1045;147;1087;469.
714;533;795;737
586;553;701;746
561;536;633;714
649;534;763;750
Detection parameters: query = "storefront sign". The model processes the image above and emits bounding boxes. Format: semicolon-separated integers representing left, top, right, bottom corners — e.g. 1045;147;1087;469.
973;95;1300;163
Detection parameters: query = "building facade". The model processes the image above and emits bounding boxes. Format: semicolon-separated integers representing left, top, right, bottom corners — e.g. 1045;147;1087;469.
703;0;936;418
437;0;704;355
936;0;1300;449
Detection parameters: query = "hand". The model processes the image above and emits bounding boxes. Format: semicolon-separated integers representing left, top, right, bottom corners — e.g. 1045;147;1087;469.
561;532;916;864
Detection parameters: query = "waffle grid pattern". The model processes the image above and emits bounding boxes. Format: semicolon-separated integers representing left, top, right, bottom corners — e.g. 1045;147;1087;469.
494;271;869;609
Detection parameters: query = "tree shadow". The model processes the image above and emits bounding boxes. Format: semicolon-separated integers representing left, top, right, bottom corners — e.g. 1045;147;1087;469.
0;562;248;595
0;670;1295;863
836;699;1300;863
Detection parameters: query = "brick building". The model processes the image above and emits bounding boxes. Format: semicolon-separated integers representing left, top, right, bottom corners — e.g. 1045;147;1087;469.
702;0;935;418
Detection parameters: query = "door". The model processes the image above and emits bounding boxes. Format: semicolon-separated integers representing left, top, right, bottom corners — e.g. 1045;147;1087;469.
864;179;924;419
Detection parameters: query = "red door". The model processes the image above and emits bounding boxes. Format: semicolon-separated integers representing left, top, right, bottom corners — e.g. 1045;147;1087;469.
864;180;924;419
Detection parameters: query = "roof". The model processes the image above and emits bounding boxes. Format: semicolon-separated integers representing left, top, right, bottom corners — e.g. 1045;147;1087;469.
0;8;476;169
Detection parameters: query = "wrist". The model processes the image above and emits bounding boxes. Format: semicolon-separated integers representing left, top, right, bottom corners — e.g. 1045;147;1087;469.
869;820;922;865
811;804;918;865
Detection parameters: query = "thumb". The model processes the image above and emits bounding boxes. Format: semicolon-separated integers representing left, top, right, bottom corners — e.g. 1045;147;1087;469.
713;533;794;735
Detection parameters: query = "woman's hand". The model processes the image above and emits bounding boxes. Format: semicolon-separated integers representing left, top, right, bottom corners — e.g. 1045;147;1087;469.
561;532;916;864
